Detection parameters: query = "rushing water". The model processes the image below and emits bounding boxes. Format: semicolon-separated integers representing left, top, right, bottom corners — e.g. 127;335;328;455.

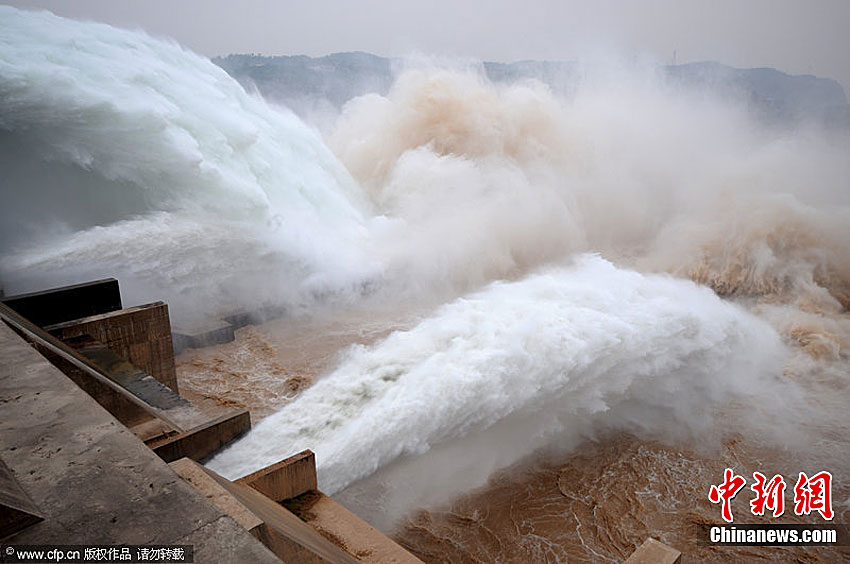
3;7;849;560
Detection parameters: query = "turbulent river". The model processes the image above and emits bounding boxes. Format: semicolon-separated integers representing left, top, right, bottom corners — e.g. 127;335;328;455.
3;6;849;561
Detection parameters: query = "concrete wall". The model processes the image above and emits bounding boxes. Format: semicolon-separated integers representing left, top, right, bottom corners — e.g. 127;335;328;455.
153;410;252;463
237;450;317;502
31;341;155;429
0;321;281;562
47;302;179;393
234;451;423;563
2;278;121;327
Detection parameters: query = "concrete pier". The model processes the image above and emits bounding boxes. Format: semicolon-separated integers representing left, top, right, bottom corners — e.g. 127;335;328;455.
172;305;287;353
172;319;236;352
237;449;318;502
152;410;252;463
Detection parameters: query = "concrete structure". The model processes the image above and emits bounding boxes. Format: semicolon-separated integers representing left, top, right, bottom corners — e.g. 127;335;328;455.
223;305;287;329
3;301;175;429
625;538;682;564
0;320;280;561
283;492;422;563
173;305;287;353
2;279;122;327
152;410;251;463
175;454;423;563
47;302;179;392
1;278;424;563
237;449;317;502
1;300;249;462
236;449;420;562
171;458;359;563
0;457;43;540
172;318;236;352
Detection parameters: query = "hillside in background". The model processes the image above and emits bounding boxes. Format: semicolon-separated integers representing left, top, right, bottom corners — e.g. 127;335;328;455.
214;52;850;129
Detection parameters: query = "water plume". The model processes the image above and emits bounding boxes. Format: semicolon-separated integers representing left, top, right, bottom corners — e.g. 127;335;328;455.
0;6;375;322
208;255;796;524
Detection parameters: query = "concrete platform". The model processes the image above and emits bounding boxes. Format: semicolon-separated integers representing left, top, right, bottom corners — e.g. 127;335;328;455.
172;305;287;353
172;319;236;352
0;320;280;562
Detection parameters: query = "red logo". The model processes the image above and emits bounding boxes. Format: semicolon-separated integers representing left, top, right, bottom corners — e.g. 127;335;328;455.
794;471;834;521
709;468;834;523
750;472;786;517
709;468;747;523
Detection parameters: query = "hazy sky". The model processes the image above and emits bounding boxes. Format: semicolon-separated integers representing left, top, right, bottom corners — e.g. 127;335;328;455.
5;0;850;92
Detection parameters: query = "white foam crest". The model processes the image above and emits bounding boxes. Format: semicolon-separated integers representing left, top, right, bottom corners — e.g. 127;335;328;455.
0;7;375;319
208;256;790;503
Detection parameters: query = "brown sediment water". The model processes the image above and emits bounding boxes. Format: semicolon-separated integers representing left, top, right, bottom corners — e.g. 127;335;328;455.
392;434;850;562
176;326;300;418
176;307;420;420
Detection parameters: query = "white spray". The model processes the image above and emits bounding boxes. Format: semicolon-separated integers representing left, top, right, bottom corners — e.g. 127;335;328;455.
208;255;797;526
0;7;375;322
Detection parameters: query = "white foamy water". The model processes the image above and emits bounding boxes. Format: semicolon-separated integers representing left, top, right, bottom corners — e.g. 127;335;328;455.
208;255;791;496
0;7;375;322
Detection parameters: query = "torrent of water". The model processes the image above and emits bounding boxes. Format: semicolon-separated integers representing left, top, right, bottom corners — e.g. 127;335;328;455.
3;8;849;555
